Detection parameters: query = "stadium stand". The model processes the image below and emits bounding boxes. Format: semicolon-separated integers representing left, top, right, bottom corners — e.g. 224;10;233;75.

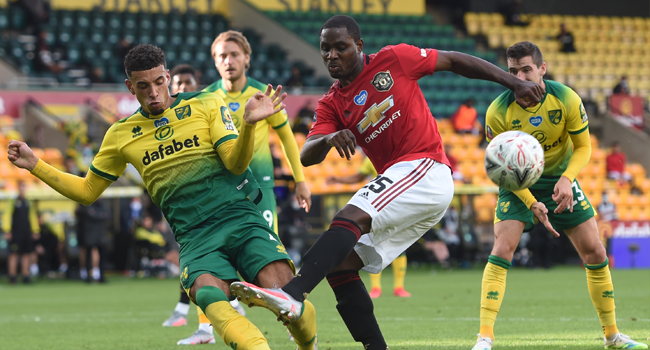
465;13;650;111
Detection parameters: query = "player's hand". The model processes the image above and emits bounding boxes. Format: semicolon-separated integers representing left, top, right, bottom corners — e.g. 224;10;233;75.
530;202;560;237
552;176;574;214
513;80;545;108
7;140;39;172
243;84;287;125
294;181;312;213
326;129;356;160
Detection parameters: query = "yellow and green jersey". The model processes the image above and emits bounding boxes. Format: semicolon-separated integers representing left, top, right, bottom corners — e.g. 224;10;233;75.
89;92;260;236
203;78;289;189
486;80;589;177
359;157;378;178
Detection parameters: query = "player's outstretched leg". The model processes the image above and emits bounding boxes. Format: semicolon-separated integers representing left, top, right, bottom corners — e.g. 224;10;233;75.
369;272;382;298
392;254;411;297
163;283;190;327
327;270;387;350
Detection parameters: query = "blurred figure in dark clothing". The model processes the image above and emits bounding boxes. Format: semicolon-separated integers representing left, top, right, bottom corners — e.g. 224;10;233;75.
34;213;61;277
13;0;51;34
527;222;554;269
76;200;110;283
6;181;39;284
500;0;528;26
292;100;315;135
613;77;630;95
277;194;311;265
556;24;576;53
284;66;303;87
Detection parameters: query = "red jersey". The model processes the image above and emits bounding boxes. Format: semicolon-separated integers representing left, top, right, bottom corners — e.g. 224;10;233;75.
606;152;626;173
308;44;450;173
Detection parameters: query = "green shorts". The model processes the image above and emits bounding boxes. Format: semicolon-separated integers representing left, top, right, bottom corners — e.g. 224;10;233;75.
257;187;278;234
495;177;595;232
177;199;293;293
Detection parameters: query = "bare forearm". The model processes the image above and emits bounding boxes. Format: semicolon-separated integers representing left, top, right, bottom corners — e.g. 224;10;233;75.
300;135;331;167
332;173;367;184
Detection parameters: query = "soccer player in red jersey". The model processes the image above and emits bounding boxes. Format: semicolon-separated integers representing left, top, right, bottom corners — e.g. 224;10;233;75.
231;15;544;349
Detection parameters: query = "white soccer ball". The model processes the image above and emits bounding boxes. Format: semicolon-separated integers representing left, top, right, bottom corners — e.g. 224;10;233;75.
484;130;545;191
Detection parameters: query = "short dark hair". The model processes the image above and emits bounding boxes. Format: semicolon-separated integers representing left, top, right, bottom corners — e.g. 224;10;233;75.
506;41;543;67
124;44;166;77
320;15;361;42
170;64;196;78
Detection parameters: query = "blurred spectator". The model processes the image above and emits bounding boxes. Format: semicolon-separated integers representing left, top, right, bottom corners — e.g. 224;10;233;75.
170;64;198;94
527;222;554;269
292;100;315;135
597;192;618;221
28;124;47;149
135;215;172;277
76;199;110;283
451;99;479;135
606;141;632;184
277;194;311;264
34;30;64;74
116;38;135;62
613;76;630;95
444;144;465;182
556;24;576;53
13;0;51;34
630;181;644;195
89;66;106;84
500;0;528;26
5;182;39;284
284;66;303;87
34;213;61;277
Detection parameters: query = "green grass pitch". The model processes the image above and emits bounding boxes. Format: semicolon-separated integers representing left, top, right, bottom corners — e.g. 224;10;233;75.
1;266;648;349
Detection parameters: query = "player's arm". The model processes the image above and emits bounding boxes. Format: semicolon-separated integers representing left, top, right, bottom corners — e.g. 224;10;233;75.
7;141;112;206
435;51;545;108
216;85;287;175
273;118;312;211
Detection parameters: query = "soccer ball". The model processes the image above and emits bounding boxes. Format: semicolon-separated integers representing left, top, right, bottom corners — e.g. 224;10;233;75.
484;130;545;191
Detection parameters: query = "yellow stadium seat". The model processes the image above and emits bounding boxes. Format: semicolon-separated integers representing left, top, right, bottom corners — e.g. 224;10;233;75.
43;148;63;165
626;163;646;178
476;208;494;223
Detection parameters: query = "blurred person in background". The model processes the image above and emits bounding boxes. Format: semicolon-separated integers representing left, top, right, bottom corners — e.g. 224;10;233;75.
556;24;575;53
75;198;109;283
5;181;39;284
284;66;304;87
451;98;479;135
597;192;618;222
444;144;465;182
292;100;315;136
170;64;198;95
135;215;179;278
606;141;632;185
613;77;629;95
327;157;412;298
34;212;61;278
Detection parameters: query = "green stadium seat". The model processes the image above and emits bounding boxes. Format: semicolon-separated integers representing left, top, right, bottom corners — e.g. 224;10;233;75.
139;13;152;31
74;10;91;30
138;33;152;44
106;12;121;30
83;47;98;62
57;29;72;45
198;14;213;33
185;35;198;46
90;30;104;45
170;17;183;34
106;31;120;45
169;34;183;46
155;17;167;31
123;13;138;32
73;31;88;44
98;47;112;61
67;45;81;64
0;9;8;30
90;11;105;29
58;10;74;29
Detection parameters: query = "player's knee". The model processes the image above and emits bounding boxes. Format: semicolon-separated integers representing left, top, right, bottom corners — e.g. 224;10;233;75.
195;285;229;313
582;246;607;265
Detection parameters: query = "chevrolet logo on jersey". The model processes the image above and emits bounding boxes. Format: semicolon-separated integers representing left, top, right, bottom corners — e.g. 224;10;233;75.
142;136;200;165
371;71;393;92
175;105;191;120
357;95;395;134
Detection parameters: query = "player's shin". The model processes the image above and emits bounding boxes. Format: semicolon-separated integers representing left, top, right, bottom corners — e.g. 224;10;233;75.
282;217;362;302
392;254;407;290
327;270;387;350
196;286;270;350
585;258;618;338
479;255;511;340
286;300;318;350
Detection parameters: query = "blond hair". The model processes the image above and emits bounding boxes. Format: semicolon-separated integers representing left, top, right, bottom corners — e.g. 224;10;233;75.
211;30;252;70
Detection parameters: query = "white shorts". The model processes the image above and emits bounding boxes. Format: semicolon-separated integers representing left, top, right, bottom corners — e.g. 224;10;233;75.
349;158;454;274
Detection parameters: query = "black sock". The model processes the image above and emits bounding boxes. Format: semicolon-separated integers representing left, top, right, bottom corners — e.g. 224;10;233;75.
327;270;387;350
282;217;362;302
179;283;190;304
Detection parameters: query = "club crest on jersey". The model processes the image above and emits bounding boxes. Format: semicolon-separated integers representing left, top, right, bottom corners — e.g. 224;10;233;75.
174;105;191;120
354;90;368;105
529;115;543;127
580;103;588;123
154;117;169;128
548;109;562;124
228;102;240;112
312;112;317;123
221;106;235;131
486;125;494;140
371;71;393;92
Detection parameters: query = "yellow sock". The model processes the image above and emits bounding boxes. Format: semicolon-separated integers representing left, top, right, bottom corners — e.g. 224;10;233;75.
370;271;382;290
205;301;270;350
585;259;618;338
392;255;407;290
286;300;318;350
197;306;210;324
479;256;511;340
